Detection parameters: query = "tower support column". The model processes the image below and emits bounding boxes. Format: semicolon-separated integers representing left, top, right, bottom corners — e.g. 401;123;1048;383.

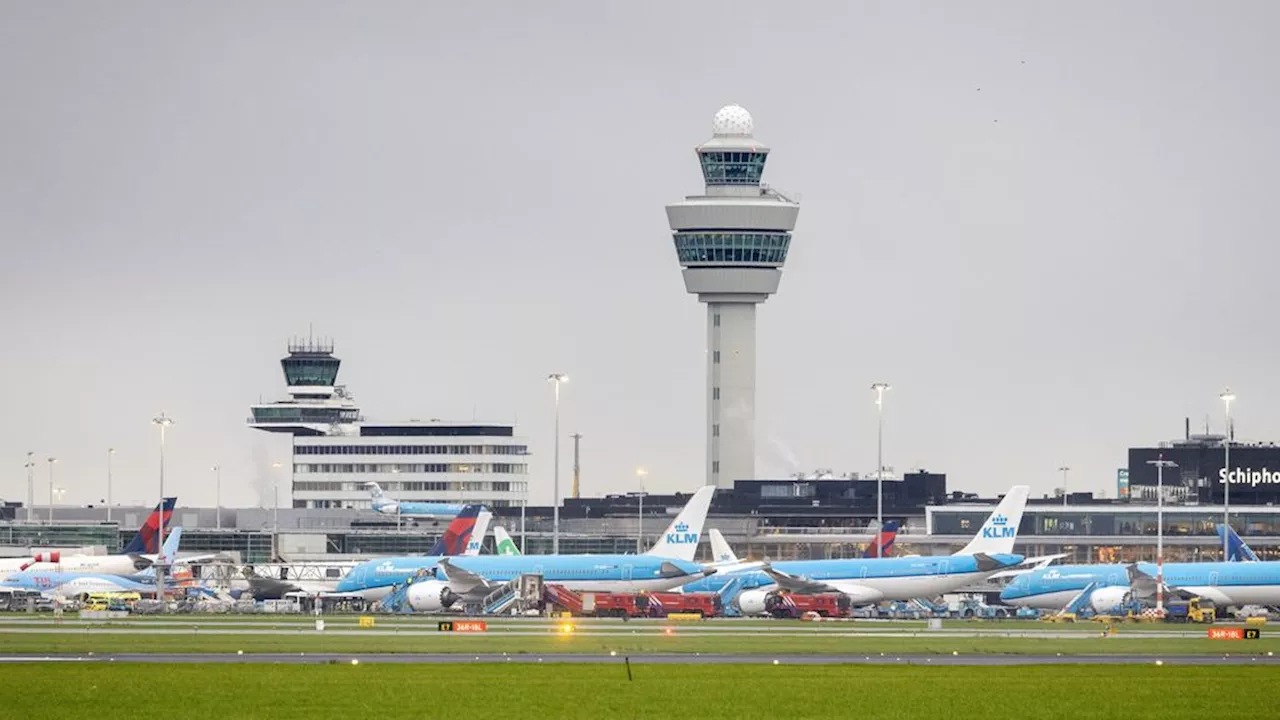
706;301;757;488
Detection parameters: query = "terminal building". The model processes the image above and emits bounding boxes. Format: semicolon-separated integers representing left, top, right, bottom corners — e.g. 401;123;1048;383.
249;339;530;510
1126;420;1280;506
9;470;1280;566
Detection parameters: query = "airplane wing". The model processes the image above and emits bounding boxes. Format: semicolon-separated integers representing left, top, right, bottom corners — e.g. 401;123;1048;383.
437;558;498;595
1125;563;1196;602
984;554;1071;581
760;565;838;594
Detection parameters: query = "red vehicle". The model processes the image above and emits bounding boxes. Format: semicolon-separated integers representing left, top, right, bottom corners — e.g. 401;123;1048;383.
764;592;850;618
645;592;722;618
584;591;723;618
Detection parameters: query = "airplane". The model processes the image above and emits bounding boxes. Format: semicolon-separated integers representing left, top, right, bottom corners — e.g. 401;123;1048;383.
365;482;466;520
1221;524;1259;562
863;520;900;559
334;486;718;608
0;528;187;599
681;485;1031;614
0;498;200;579
1000;523;1280;612
238;505;491;600
493;527;521;556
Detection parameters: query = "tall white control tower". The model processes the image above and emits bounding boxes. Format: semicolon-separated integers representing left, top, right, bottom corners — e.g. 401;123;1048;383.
666;105;800;489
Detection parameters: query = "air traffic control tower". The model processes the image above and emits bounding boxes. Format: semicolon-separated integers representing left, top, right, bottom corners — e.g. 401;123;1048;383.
666;105;800;489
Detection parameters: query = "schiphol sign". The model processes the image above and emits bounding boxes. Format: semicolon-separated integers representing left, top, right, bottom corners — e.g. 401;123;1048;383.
1220;468;1280;487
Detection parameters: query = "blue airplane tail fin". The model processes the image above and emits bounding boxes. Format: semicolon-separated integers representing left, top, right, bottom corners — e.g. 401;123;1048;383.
1218;524;1258;562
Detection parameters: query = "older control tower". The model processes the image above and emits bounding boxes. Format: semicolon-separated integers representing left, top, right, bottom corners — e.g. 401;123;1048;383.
666;105;800;489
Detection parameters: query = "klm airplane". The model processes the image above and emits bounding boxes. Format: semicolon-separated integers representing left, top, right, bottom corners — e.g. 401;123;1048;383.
365;482;466;520
335;486;717;610
1001;528;1280;612
681;485;1031;614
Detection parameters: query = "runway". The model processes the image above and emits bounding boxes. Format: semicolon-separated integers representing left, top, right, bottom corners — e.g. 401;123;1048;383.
2;652;1277;665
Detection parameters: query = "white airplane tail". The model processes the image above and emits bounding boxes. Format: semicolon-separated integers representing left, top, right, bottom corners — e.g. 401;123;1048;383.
493;527;522;556
645;486;716;563
464;510;493;556
708;528;740;565
955;485;1030;557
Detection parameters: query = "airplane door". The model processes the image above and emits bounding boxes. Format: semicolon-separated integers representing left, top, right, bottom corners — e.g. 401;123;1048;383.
622;565;633;581
860;566;869;579
940;560;950;577
1209;571;1219;587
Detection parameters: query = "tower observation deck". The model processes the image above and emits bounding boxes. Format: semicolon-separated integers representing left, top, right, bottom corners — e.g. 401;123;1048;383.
666;105;800;489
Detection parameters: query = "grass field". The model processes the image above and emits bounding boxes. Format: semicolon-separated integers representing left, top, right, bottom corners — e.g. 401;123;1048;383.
4;630;1279;656
7;664;1278;719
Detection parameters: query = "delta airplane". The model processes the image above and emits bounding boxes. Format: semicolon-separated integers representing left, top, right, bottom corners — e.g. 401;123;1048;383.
681;485;1031;614
1000;526;1280;612
1;528;187;599
335;486;718;609
0;498;200;579
365;482;466;520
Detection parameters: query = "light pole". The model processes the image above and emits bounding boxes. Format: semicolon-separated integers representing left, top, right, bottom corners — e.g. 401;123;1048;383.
151;412;174;607
547;373;568;554
46;457;57;523
635;467;648;554
271;461;283;557
870;382;891;531
107;448;116;523
1220;388;1235;560
1148;455;1177;614
24;452;35;523
1058;466;1070;507
211;465;221;530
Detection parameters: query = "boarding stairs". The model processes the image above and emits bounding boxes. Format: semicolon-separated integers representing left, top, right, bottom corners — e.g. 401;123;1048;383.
714;575;750;617
375;568;434;614
481;579;521;615
543;584;584;615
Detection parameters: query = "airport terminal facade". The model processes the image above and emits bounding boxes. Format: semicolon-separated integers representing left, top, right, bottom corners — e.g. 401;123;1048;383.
7;472;1280;565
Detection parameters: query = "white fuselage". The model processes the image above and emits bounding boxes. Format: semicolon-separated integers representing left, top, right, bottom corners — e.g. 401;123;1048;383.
0;555;139;581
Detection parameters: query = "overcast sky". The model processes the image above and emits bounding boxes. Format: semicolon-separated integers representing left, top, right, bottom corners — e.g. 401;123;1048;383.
2;1;1278;511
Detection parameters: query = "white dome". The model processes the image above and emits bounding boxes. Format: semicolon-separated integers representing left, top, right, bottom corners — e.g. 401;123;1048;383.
712;104;754;137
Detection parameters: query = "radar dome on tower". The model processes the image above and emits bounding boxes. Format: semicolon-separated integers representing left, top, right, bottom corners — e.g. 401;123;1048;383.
712;104;754;137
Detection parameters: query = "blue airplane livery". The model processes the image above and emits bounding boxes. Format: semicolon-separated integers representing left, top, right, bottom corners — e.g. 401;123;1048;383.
683;485;1032;615
365;482;465;520
335;486;718;610
1001;553;1280;611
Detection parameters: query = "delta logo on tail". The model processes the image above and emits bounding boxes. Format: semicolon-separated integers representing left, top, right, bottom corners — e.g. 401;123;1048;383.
425;505;488;557
862;520;900;558
122;498;177;554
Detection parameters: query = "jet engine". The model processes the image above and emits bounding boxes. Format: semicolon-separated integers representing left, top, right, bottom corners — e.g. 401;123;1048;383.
1088;586;1132;614
737;589;774;616
406;581;458;612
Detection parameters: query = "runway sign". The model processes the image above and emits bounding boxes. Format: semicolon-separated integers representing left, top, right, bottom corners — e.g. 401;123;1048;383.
438;620;487;632
1208;627;1261;640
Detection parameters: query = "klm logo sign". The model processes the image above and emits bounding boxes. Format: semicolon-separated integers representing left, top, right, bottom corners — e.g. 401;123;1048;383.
981;513;1016;539
665;522;698;545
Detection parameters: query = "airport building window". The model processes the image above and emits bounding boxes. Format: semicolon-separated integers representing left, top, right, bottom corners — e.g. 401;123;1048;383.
291;462;527;474
293;444;529;456
713;351;720;363
673;231;791;266
698;150;768;185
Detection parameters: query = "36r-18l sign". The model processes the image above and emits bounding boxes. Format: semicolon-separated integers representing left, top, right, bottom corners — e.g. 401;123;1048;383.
1208;627;1260;640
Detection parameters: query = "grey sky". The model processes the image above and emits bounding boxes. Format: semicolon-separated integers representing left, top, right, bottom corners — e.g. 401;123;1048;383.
2;1;1278;510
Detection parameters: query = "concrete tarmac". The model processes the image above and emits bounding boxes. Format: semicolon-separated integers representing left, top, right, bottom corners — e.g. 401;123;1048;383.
1;652;1277;665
